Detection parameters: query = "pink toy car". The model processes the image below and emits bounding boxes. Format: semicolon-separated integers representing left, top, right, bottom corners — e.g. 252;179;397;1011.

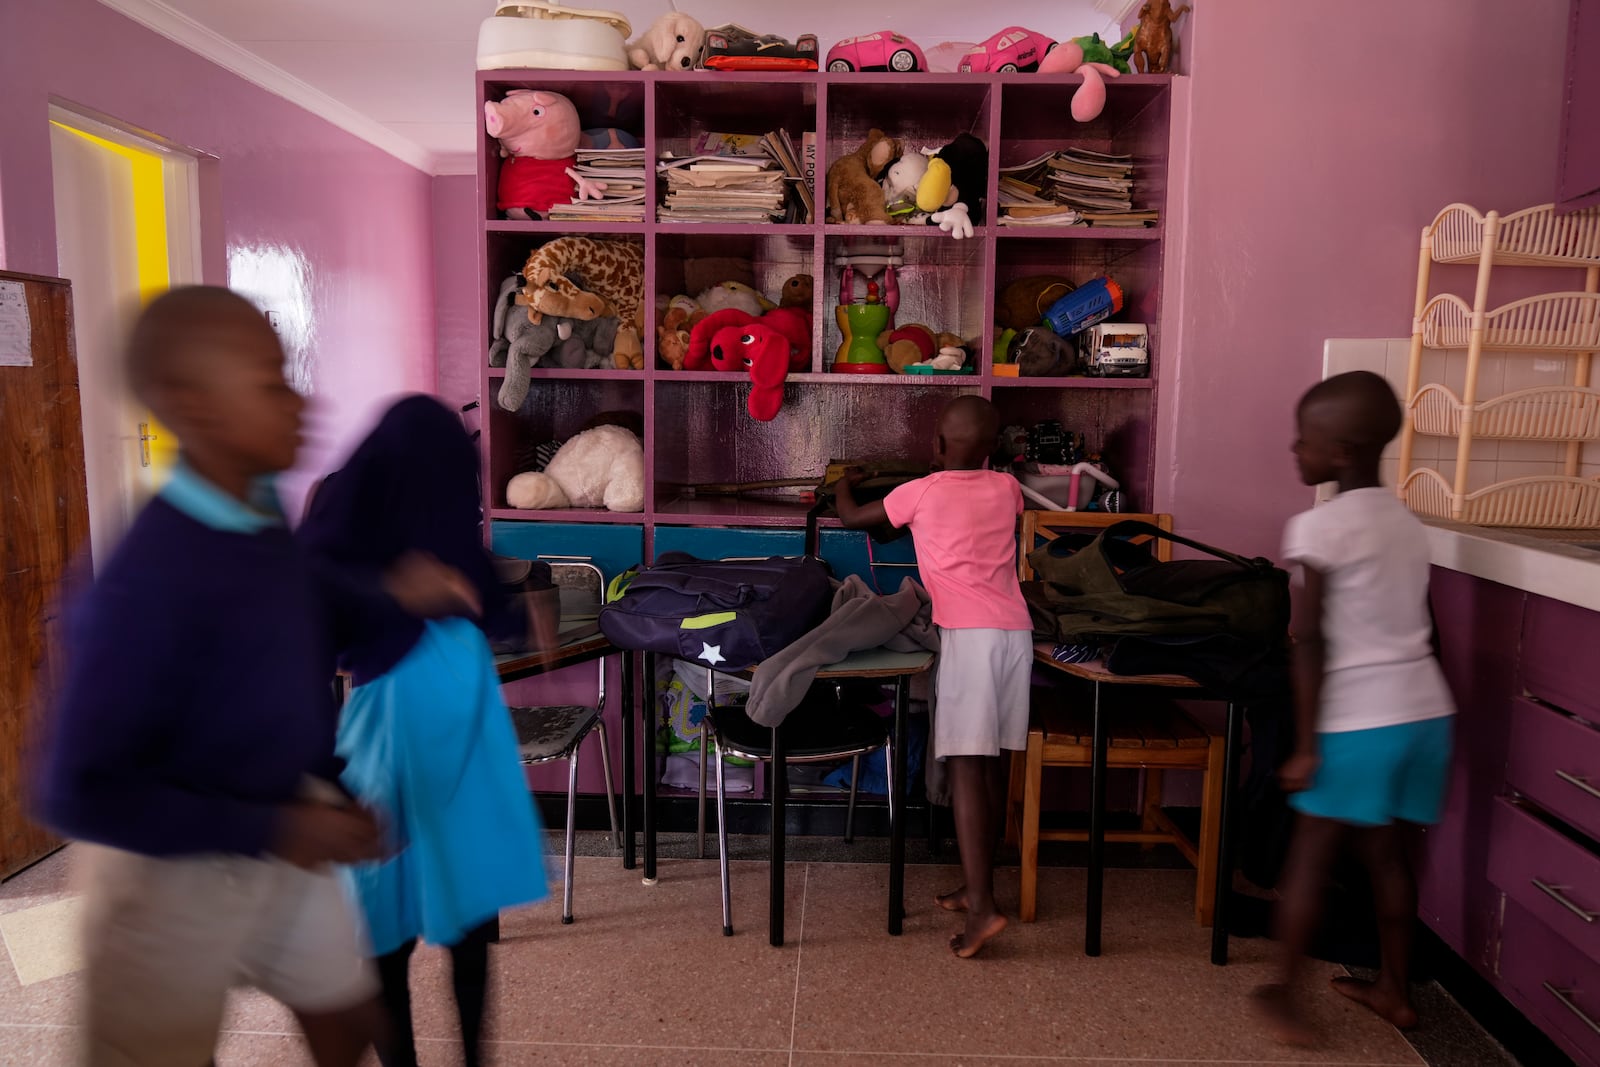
826;31;927;73
957;27;1057;73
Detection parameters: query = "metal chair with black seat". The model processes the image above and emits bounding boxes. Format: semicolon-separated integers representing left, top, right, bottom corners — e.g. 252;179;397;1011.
505;561;620;924
702;680;895;937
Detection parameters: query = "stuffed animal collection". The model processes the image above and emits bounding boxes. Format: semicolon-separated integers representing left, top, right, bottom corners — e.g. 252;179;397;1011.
828;130;987;238
521;237;645;369
485;90;608;220
654;275;811;373
490;273;621;411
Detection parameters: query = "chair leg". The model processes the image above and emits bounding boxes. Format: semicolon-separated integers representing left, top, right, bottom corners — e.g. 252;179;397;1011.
1019;731;1044;923
844;754;862;844
1195;733;1227;927
715;737;733;937
563;746;580;924
1141;769;1165;850
595;719;620;850
698;726;709;860
1004;749;1025;848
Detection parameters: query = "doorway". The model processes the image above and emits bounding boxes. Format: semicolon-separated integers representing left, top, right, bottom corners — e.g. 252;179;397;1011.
48;106;200;568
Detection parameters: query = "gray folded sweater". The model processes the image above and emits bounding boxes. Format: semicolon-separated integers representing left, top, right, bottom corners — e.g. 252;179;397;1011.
746;574;947;805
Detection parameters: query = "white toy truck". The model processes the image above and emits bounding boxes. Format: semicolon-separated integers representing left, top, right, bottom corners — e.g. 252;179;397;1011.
1082;323;1149;378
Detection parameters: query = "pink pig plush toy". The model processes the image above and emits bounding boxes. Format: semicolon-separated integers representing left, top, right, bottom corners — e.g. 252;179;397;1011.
485;89;607;220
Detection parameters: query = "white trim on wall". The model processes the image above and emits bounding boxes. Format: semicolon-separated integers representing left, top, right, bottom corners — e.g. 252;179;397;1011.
95;0;436;174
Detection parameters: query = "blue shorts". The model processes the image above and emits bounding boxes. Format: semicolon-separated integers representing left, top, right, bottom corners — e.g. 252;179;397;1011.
1290;715;1454;827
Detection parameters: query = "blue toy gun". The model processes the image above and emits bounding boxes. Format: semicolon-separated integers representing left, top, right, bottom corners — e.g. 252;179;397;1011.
1043;277;1124;336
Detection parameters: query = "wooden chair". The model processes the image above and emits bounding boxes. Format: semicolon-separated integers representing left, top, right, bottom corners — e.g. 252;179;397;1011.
1007;511;1227;926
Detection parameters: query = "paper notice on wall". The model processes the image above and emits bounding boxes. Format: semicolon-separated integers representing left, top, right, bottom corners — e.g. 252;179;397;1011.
0;280;32;367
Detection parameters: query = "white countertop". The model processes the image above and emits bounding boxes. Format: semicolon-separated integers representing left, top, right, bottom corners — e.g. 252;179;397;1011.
1426;521;1600;611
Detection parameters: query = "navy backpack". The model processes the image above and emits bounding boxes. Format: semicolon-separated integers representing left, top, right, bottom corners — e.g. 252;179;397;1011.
599;552;832;668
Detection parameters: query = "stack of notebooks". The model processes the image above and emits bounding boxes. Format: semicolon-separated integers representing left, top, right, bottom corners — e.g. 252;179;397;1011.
998;148;1159;228
657;129;814;224
546;147;647;223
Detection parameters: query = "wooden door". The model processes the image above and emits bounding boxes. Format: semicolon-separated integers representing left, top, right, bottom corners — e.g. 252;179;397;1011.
0;271;89;878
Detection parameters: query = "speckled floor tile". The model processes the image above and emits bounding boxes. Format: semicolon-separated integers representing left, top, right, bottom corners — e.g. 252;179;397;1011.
788;863;1423;1065
0;1023;75;1067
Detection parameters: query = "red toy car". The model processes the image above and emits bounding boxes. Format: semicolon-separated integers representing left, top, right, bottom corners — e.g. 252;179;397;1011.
825;31;927;73
702;25;820;71
957;27;1057;73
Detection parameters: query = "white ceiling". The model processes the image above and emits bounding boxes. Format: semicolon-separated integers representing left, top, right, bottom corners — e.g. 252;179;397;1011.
101;0;1136;175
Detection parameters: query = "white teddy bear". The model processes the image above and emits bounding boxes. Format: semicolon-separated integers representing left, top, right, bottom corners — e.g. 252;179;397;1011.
506;424;644;513
627;12;704;71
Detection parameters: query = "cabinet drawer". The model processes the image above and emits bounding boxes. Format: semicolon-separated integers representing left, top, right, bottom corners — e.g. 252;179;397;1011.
652;525;804;562
1522;595;1600;727
490;521;643;584
1508;697;1600;843
1488;798;1600;966
1498;902;1600;1067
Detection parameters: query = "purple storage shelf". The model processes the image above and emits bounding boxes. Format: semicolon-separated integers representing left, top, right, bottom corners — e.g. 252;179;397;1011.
489;507;645;524
474;68;1174;551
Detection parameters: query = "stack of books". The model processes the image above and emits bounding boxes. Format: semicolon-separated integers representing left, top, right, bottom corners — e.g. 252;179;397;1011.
546;147;646;222
998;148;1159;228
657;129;814;224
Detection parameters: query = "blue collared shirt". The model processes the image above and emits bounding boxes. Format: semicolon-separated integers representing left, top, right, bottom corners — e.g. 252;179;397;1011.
159;460;284;534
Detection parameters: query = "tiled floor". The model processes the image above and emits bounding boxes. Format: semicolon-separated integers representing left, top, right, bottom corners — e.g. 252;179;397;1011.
0;838;1525;1066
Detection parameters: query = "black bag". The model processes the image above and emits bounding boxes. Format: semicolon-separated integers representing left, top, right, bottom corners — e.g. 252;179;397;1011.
1025;520;1290;647
600;553;832;668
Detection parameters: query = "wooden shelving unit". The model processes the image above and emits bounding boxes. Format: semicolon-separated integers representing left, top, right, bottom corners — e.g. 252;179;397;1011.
475;69;1175;553
1397;202;1600;529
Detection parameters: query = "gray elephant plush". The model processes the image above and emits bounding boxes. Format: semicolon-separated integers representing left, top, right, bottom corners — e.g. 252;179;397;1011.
490;273;620;411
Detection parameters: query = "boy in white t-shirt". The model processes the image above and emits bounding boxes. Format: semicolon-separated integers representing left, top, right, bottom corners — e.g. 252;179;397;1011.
1253;371;1455;1046
835;396;1032;959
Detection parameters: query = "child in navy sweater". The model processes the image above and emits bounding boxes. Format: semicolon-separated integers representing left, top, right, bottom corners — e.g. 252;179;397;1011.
36;287;467;1067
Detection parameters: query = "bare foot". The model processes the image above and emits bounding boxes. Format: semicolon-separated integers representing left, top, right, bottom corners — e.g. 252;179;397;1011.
1331;976;1419;1030
1250;983;1316;1047
949;910;1007;958
935;887;968;913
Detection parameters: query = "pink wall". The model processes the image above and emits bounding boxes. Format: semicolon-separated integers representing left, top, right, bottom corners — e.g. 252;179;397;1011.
0;0;437;514
433;174;480;411
1155;0;1573;559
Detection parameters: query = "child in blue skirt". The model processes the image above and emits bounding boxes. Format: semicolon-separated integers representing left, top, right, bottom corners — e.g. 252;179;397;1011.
301;395;548;1067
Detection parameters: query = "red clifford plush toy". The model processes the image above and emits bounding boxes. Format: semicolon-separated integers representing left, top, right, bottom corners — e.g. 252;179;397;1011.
684;307;812;421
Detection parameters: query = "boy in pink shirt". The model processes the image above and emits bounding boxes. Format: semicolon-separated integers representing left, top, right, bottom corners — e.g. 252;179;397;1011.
837;396;1030;958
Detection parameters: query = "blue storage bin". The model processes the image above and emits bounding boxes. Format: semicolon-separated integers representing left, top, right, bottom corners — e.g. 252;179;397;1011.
819;528;921;590
652;525;805;562
490;521;644;583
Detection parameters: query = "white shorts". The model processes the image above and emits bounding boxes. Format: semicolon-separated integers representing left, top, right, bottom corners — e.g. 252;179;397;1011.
933;627;1033;759
77;846;377;1067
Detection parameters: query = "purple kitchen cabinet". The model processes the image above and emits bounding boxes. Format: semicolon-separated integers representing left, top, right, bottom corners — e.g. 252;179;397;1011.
1506;696;1600;844
1498;901;1600;1067
1522;593;1600;728
1420;567;1525;963
1487;798;1600;968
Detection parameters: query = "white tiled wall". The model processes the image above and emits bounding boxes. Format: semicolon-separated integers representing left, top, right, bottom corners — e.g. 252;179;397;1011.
1322;338;1600;494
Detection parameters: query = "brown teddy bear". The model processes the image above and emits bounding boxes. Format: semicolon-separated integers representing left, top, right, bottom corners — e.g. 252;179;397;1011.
996;275;1076;332
779;273;813;308
826;130;902;225
878;323;967;373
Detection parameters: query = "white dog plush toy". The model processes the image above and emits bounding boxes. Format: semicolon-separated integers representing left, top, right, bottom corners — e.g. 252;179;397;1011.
627;12;704;70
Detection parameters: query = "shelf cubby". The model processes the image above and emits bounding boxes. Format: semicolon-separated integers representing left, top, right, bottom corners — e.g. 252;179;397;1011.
996;76;1172;228
652;378;977;516
989;387;1154;511
654;230;818;371
478;71;647;224
486;379;645;513
822;232;987;374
